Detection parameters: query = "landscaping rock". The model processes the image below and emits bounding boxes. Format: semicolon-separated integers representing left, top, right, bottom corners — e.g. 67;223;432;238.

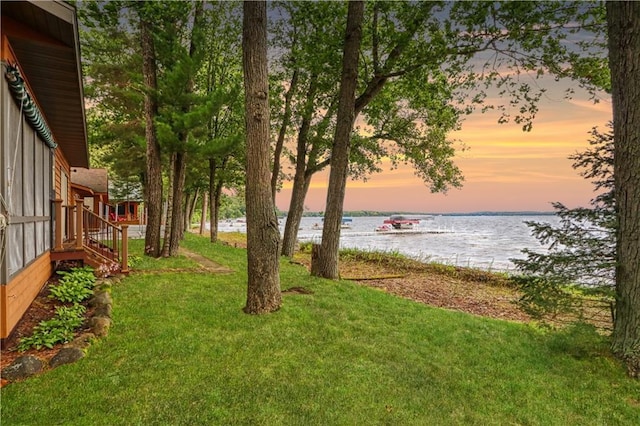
89;317;111;337
89;291;112;307
1;355;43;381
50;347;85;368
94;303;113;318
66;332;96;350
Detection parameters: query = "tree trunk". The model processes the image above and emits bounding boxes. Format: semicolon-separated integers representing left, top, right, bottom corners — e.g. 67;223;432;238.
161;153;175;257
281;172;311;257
168;152;187;255
199;191;208;235
242;0;281;313
312;1;364;279
209;158;219;243
140;17;163;258
185;188;199;235
214;176;224;233
208;157;226;243
165;1;202;255
271;69;299;201
280;74;320;257
607;1;640;378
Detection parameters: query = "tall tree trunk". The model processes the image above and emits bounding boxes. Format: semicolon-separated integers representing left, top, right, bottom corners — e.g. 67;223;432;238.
312;1;364;279
200;191;208;235
209;158;219;242
140;17;163;258
281;170;313;256
184;188;199;235
271;69;299;201
243;0;281;313
168;152;187;255
208;157;226;243
166;1;203;255
607;0;640;378
280;73;321;256
161;153;175;257
213;174;224;240
280;95;316;256
281;99;336;257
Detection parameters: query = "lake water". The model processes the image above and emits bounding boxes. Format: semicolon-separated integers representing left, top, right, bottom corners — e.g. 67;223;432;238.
218;214;558;272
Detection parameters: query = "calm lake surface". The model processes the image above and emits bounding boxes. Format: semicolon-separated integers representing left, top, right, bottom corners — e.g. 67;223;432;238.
219;214;559;272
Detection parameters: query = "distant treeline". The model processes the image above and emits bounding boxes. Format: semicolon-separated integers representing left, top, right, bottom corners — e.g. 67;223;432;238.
291;211;556;218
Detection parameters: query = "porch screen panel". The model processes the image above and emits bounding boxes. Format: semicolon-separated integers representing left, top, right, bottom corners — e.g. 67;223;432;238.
8;108;24;218
34;130;44;215
22;126;35;265
43;149;51;251
1;79;8;284
5;103;23;278
7;224;23;277
23;125;35;217
3;77;54;279
43;144;51;251
23;222;35;264
36;221;44;254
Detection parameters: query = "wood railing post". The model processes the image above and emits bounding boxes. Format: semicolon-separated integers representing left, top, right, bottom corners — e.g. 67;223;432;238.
54;199;63;250
75;199;84;249
121;225;129;273
68;204;75;241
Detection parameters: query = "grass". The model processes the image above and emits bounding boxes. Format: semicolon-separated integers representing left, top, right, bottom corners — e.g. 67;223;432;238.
2;233;639;424
336;246;514;286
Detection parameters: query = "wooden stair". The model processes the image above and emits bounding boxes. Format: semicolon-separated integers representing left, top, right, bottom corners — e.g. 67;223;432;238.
51;200;129;276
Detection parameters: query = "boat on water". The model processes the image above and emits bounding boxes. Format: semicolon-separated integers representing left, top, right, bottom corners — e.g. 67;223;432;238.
383;215;421;230
312;217;353;230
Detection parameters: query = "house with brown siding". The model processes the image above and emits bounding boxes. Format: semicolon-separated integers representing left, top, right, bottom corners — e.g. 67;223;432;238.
0;1;128;343
71;167;110;217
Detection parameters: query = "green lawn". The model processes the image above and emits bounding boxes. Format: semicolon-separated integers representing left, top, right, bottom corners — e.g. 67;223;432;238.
2;233;639;425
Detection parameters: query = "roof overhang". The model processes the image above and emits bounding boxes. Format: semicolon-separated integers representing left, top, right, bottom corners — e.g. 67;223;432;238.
71;182;95;197
2;0;89;168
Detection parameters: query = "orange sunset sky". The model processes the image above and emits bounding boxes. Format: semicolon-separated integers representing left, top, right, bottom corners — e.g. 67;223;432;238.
275;81;612;214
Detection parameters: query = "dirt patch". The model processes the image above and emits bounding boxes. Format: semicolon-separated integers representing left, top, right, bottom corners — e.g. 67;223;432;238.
353;272;529;322
292;252;530;322
283;286;314;295
178;247;234;273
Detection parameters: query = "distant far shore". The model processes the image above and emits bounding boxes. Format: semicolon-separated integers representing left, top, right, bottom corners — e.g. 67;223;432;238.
294;210;556;218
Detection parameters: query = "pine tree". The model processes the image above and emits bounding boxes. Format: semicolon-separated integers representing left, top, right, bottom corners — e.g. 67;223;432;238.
513;125;615;318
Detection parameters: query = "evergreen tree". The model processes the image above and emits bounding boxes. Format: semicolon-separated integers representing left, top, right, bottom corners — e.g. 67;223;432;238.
513;125;615;319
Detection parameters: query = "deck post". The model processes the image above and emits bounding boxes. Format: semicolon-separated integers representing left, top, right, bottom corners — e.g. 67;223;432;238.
121;225;129;273
75;199;84;249
68;204;75;241
53;199;63;250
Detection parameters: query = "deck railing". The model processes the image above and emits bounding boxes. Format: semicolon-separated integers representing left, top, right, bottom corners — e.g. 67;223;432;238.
53;199;129;273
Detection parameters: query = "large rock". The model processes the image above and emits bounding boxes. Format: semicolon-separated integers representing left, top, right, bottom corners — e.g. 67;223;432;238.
89;316;111;337
49;347;85;368
1;355;44;381
94;303;112;318
66;332;96;350
89;291;112;307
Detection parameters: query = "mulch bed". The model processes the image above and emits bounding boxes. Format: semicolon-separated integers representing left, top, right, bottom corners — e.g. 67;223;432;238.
0;276;96;373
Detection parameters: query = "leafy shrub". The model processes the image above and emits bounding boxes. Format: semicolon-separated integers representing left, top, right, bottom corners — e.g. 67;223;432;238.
18;304;86;351
127;255;142;268
49;266;96;304
512;275;577;320
18;267;96;351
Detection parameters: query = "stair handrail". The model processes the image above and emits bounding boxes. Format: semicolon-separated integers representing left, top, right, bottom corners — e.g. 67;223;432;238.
81;205;129;273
